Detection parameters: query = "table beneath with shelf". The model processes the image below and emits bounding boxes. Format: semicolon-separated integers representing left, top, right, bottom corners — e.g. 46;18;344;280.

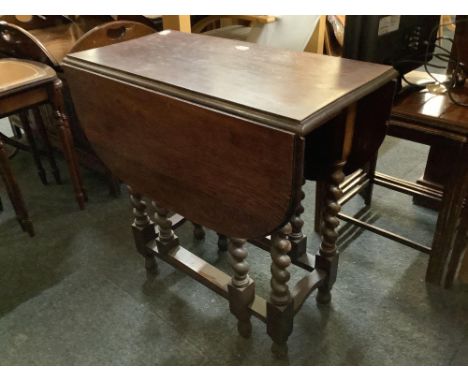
389;72;468;287
63;30;397;352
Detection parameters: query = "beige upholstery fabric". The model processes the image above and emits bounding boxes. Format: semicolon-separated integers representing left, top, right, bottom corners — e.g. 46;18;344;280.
0;58;56;94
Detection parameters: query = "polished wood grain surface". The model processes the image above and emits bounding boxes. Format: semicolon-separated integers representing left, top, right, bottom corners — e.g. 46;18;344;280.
65;66;303;238
64;30;396;134
392;81;468;139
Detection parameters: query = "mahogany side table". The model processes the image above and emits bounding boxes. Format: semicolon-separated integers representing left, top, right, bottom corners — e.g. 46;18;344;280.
389;82;468;287
314;71;468;288
63;31;397;352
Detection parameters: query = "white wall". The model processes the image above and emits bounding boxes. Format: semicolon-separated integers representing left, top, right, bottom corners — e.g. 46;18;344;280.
0;118;12;137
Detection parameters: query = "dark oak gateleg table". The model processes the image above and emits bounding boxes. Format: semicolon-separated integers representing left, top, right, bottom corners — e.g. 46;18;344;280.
63;31;397;353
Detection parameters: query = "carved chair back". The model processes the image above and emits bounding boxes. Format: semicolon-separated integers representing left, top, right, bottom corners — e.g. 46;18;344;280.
0;21;59;68
70;20;155;54
0;15;71;31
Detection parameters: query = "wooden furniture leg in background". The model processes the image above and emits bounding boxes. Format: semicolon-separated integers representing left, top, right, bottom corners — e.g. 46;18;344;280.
50;79;86;209
128;186;157;273
228;238;255;338
360;153;377;206
0;138;34;236
18;110;47;185
458;202;468;286
314;180;326;234
217;233;228;252
289;177;307;258
315;161;345;304
445;201;468;286
32;107;61;184
106;169;121;197
193;222;206;240
267;223;294;355
427;144;468;286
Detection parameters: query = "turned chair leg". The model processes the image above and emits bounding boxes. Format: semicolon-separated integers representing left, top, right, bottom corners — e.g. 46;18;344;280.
32;107;61;184
128;186;157;272
50;79;87;209
315;161;345;305
192;223;206;240
228;237;255;338
19;110;47;185
267;223;294;355
0;138;34;236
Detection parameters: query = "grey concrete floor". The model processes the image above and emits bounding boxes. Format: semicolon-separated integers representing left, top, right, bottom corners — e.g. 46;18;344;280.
0;129;467;365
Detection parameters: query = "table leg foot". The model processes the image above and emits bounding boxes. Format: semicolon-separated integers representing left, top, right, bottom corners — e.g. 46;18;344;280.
316;288;331;304
193;223;205;240
267;224;294;350
128;187;158;271
271;341;288;358
18;216;35;237
217;234;228;252
267;302;294;354
228;238;255;338
144;255;158;274
237;318;252;338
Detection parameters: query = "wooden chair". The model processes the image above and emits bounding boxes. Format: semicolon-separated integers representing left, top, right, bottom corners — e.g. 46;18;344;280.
0;19;155;196
0;58;86;211
0;135;34;236
70;20;156;53
0;16;119;64
0;20;68;185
